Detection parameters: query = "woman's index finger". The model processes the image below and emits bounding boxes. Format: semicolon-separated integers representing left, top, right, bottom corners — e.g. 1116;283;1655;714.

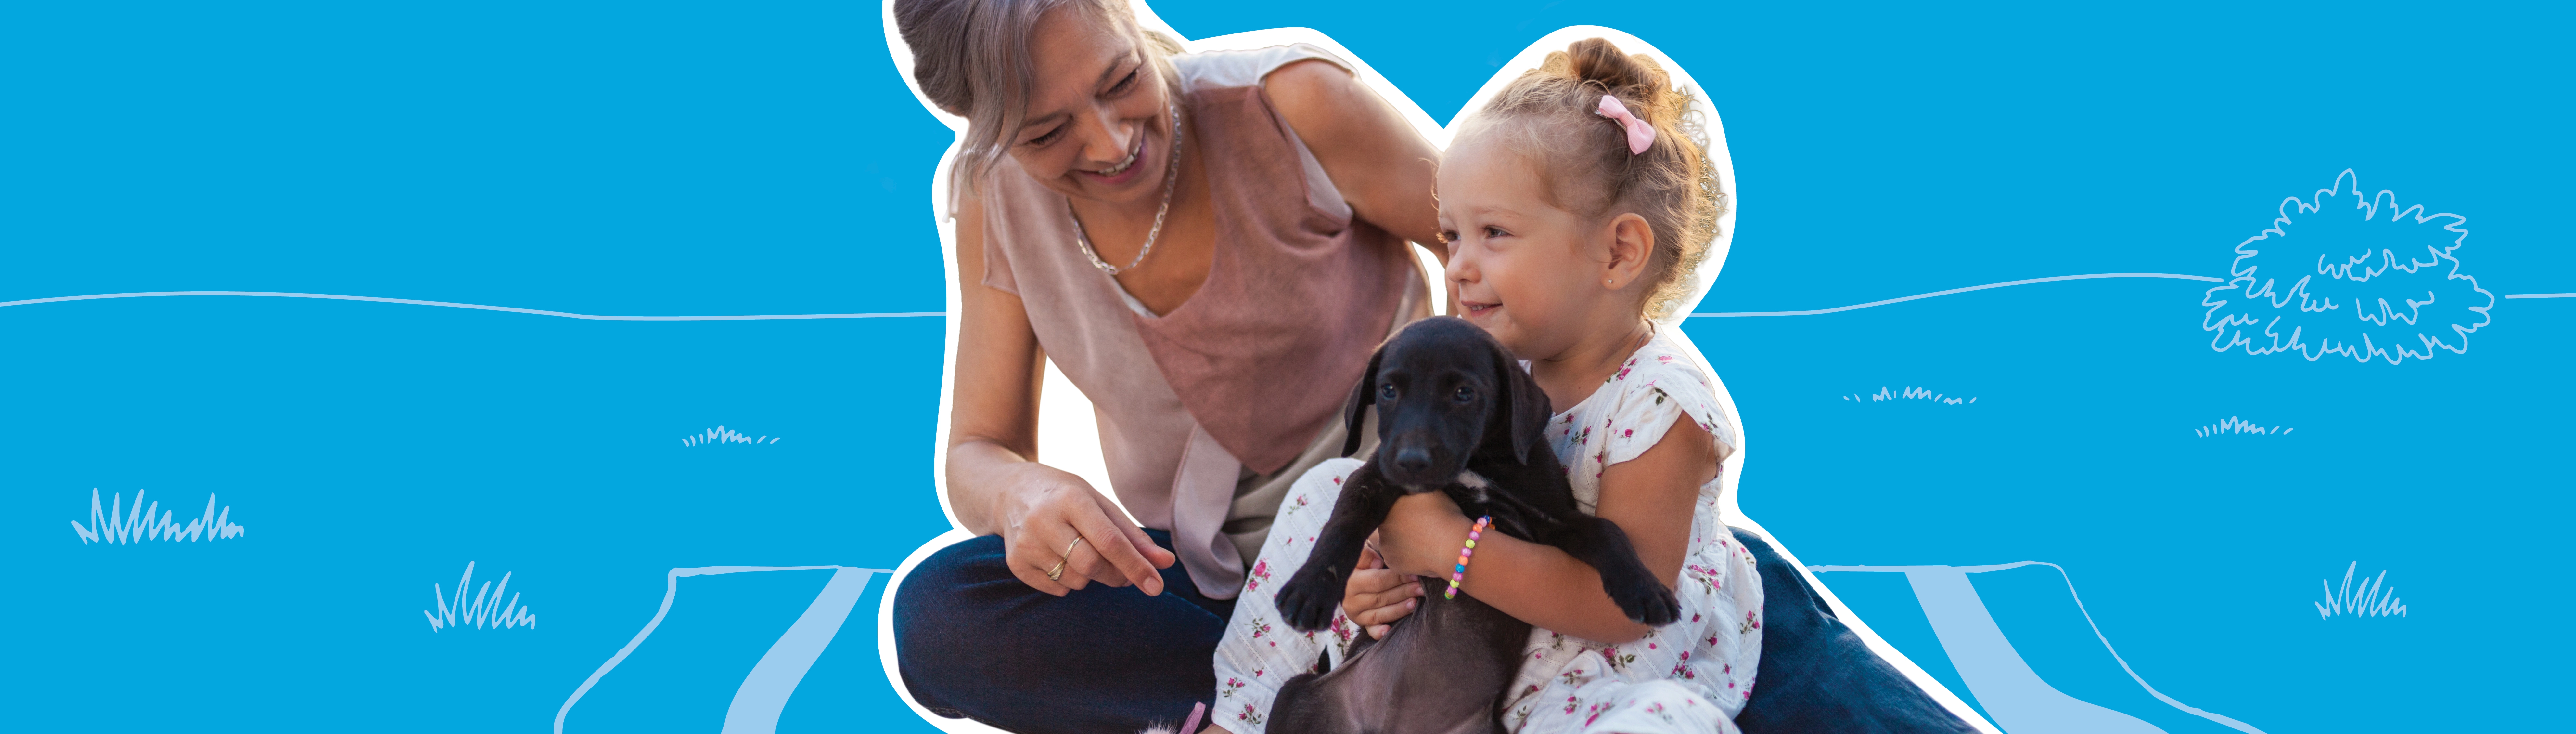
1070;509;1165;596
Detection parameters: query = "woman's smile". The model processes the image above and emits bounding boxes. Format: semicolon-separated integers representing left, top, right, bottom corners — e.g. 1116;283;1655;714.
1077;132;1151;187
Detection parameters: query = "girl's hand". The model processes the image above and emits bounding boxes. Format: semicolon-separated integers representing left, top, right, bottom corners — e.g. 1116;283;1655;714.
1341;540;1425;639
993;465;1176;596
1371;491;1477;581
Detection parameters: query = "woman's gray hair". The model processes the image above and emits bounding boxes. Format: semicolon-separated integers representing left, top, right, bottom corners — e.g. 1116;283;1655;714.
895;0;1185;190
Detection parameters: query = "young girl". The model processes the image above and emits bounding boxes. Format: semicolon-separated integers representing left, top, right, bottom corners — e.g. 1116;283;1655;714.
1203;38;1758;734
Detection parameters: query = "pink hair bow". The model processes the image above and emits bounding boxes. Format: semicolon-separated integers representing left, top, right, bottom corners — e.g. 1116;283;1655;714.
1595;95;1655;155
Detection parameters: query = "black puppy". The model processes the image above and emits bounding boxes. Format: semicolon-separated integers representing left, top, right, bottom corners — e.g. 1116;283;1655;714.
1268;317;1679;734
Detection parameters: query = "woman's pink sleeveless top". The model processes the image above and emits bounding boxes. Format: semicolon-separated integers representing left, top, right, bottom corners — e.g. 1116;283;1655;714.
973;45;1428;597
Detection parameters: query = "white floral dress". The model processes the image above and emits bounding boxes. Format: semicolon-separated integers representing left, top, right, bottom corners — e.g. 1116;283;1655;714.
1211;331;1762;734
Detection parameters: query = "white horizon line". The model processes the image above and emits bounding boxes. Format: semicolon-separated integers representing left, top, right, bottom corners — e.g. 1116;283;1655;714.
24;274;2530;321
1690;273;2226;317
0;291;942;321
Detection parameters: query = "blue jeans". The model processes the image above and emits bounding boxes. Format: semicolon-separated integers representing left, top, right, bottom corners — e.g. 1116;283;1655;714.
892;526;1977;733
1733;527;1980;734
894;529;1229;734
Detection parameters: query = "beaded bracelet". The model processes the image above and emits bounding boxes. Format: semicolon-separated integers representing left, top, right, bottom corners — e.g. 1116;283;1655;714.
1445;515;1494;600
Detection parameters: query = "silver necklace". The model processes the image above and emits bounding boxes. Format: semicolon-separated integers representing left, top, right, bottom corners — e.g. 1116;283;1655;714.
1068;104;1183;276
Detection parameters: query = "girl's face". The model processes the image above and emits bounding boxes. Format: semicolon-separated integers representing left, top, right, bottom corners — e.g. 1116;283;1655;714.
1437;134;1623;360
1008;7;1172;205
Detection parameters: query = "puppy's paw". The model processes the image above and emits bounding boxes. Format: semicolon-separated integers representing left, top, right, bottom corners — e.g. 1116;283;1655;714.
1608;578;1683;627
1273;568;1343;633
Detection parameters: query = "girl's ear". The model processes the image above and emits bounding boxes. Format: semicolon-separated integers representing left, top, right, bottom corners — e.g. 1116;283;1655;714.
1603;213;1655;288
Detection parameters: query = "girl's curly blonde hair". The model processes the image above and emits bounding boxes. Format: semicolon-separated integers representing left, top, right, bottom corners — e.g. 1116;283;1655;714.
1460;38;1728;321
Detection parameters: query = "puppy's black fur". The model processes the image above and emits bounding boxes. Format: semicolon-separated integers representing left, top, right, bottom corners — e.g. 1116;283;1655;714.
1269;317;1680;734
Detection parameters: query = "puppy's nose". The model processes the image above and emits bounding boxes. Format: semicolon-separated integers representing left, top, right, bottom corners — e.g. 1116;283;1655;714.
1393;447;1431;473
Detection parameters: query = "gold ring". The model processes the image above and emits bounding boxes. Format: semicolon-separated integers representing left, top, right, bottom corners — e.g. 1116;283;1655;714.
1045;537;1085;582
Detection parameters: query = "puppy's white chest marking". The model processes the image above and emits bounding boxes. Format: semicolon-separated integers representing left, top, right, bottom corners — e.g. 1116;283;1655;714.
1456;470;1491;503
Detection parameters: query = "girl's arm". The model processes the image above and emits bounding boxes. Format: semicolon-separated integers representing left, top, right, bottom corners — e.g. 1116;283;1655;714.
945;191;1175;595
1374;417;1717;643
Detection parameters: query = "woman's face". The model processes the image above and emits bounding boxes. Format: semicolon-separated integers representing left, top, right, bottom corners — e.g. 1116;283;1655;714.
1009;7;1172;205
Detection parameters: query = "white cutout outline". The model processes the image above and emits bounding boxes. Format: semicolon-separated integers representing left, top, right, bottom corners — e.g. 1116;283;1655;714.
875;5;2000;733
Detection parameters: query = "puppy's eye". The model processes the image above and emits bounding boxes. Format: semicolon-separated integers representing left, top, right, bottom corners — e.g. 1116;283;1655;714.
1379;383;1398;400
1453;386;1474;403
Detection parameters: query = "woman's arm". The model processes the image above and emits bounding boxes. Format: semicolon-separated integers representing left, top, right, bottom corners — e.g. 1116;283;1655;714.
946;191;1176;595
1263;59;1445;258
1374;417;1716;642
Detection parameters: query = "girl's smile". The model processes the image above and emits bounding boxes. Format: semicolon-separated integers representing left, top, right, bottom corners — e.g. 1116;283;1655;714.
1436;130;1660;409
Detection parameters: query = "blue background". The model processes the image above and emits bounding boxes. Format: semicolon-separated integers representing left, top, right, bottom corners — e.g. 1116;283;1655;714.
3;1;2567;731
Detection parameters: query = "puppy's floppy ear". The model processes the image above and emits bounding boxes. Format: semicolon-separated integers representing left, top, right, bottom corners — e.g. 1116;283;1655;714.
1489;338;1554;465
1340;347;1385;458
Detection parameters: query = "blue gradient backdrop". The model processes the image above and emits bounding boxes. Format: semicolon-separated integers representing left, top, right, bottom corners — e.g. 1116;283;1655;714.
3;1;2566;732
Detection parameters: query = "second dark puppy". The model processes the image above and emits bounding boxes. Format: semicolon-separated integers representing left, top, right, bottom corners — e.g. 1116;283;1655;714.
1268;317;1680;734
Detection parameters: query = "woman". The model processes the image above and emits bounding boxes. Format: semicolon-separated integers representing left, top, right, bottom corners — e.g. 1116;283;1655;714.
886;0;1443;730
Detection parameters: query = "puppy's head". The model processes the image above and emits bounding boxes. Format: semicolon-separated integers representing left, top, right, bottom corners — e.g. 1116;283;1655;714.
1340;317;1553;490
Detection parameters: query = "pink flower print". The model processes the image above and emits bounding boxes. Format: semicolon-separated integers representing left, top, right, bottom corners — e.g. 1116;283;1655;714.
1249;617;1272;639
1246;559;1271;591
1254;668;1265;677
1657;355;1674;363
1615;367;1633;380
1222;676;1247;698
1564;696;1580;714
1723;663;1732;674
1692;612;1702;623
1577;426;1592;445
1584;701;1607;727
1237;704;1263;725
